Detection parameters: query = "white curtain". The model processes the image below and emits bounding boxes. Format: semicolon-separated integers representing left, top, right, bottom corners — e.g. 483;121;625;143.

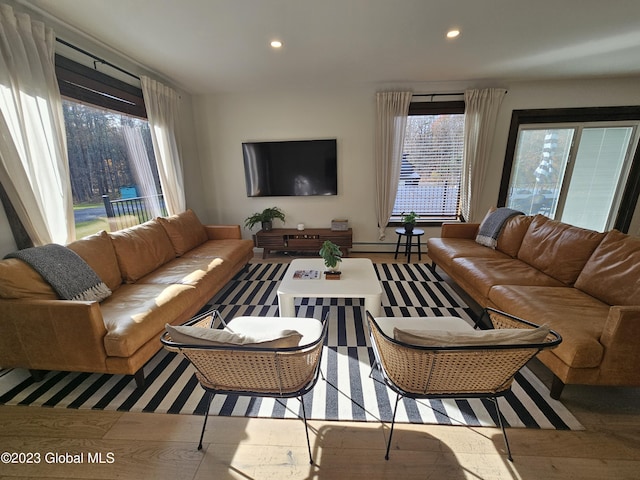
0;4;74;245
140;75;186;215
374;91;412;240
123;126;163;218
460;88;506;222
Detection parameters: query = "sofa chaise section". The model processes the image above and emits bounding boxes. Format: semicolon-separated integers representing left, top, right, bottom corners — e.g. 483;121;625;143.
427;213;640;398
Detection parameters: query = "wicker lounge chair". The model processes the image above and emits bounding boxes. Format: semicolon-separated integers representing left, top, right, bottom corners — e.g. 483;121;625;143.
161;309;328;464
366;308;561;461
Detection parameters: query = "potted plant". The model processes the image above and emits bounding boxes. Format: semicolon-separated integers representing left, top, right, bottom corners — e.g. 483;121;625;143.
401;211;418;233
244;207;286;231
319;240;343;277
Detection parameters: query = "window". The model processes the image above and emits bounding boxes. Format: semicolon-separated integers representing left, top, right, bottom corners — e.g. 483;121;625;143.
499;107;640;233
56;55;164;237
392;101;465;222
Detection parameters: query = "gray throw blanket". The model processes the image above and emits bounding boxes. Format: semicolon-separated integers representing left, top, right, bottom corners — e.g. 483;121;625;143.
475;207;523;249
5;244;112;302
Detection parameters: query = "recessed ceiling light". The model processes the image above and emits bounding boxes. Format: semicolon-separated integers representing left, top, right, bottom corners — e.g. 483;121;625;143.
447;29;460;39
270;40;283;48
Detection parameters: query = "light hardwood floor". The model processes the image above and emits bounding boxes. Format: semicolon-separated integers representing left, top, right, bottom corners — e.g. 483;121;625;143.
1;252;638;479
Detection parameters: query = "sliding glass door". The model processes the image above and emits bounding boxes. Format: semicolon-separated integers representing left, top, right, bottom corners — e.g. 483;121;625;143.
505;122;639;232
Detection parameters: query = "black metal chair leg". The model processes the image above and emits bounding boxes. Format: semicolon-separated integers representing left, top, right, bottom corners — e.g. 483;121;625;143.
492;397;513;462
385;393;402;460
198;391;214;450
300;396;314;464
368;358;377;379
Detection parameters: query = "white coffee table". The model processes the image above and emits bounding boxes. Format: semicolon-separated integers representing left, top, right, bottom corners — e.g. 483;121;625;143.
278;258;382;317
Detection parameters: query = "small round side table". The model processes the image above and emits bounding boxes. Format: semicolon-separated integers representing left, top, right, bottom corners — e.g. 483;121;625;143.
394;228;424;263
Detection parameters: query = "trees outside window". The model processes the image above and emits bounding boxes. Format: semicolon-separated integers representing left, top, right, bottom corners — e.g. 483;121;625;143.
57;56;163;237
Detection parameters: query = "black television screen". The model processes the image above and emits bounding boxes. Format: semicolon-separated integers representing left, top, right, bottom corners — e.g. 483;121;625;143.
242;139;337;197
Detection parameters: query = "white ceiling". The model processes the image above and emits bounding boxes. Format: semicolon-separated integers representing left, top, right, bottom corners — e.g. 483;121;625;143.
21;0;640;95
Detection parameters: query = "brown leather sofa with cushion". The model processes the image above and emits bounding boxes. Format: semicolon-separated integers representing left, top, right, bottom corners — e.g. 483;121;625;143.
427;214;640;398
0;209;255;387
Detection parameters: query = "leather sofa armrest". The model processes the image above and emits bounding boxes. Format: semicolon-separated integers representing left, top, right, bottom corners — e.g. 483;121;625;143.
441;222;480;239
204;225;242;240
0;299;109;371
598;306;640;383
600;306;640;349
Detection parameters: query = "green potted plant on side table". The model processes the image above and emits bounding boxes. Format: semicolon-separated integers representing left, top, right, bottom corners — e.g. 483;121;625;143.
244;207;286;231
401;211;418;233
319;240;343;280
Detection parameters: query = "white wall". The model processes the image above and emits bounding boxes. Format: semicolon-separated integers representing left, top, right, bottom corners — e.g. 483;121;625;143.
192;88;384;248
193;76;640;251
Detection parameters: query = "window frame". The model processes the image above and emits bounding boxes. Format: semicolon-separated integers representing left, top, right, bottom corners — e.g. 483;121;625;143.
390;100;466;226
498;106;640;233
57;55;166;236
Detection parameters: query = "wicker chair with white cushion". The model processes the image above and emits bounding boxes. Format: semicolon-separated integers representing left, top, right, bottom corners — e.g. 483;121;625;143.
367;308;561;462
161;309;328;464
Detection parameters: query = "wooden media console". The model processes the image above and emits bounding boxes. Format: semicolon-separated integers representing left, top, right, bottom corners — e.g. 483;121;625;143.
254;228;352;259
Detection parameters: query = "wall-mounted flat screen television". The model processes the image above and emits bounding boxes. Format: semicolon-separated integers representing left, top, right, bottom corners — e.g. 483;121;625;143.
242;139;337;197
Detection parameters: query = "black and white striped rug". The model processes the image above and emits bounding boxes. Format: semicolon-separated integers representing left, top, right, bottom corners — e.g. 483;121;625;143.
0;263;583;430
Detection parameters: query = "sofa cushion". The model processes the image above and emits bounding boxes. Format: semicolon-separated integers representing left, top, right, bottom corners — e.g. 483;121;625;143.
157;209;208;256
476;207;523;249
517;215;605;286
181;238;255;265
109;220;176;283
137;256;226;286
0;258;57;299
575;230;640;306
496;215;534;258
100;283;198;357
137;257;239;309
426;238;510;269
67;230;122;291
488;285;609;368
449;257;564;299
165;323;302;348
394;324;550;347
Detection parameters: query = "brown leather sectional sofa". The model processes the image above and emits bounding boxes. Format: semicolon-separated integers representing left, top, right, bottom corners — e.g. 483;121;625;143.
427;214;640;398
0;210;254;387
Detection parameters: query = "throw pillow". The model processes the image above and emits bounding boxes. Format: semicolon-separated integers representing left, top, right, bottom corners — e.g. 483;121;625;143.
0;258;57;299
517;215;605;286
393;325;550;347
574;229;640;306
157;209;208;256
165;324;303;348
109;220;176;283
67;230;122;292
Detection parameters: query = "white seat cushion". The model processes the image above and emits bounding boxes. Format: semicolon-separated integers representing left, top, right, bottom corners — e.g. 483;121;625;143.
227;316;324;347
